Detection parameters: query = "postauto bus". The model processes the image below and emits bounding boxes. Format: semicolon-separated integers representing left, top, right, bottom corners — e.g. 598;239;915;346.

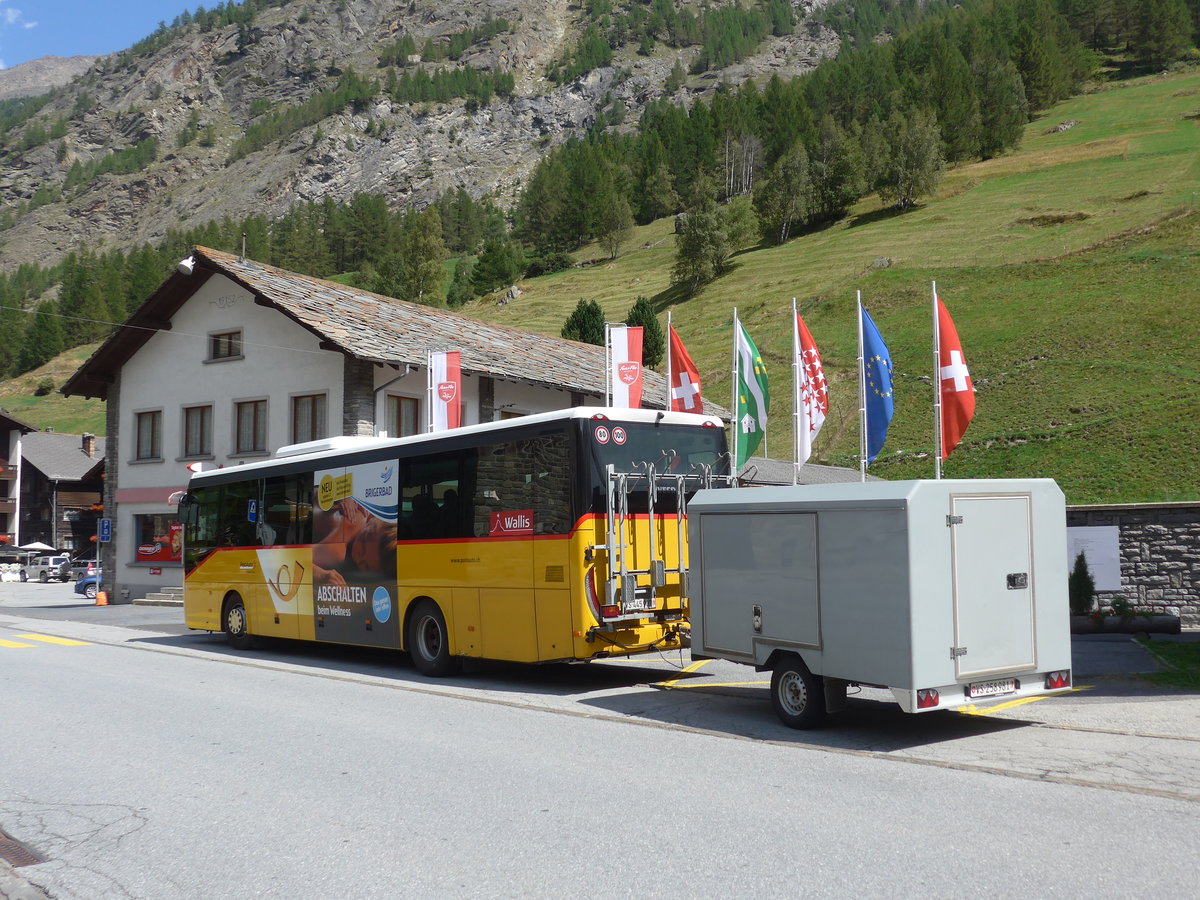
180;408;732;674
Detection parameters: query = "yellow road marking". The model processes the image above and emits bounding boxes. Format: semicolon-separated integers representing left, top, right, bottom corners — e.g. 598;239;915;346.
14;634;90;646
957;685;1092;716
658;658;711;688
0;638;35;648
663;680;769;689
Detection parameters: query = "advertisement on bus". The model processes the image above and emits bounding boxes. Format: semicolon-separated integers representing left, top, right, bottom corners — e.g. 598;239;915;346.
311;460;399;648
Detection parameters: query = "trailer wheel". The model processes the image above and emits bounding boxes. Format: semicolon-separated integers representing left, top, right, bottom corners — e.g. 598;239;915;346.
770;654;826;729
407;599;460;677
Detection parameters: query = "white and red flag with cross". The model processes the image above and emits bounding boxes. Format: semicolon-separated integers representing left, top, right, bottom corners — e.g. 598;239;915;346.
607;325;644;409
667;325;703;413
793;311;828;466
936;297;975;460
429;350;462;431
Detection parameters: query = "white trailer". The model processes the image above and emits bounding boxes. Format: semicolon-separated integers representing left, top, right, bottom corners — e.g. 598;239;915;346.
687;479;1073;728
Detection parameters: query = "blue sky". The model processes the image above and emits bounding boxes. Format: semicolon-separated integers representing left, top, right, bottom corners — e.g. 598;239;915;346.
0;0;191;69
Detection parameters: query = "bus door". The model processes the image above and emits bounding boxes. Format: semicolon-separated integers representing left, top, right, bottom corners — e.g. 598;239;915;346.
251;475;312;641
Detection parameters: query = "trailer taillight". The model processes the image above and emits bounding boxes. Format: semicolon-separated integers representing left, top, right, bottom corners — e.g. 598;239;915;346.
1045;670;1071;690
917;688;940;709
601;605;619;619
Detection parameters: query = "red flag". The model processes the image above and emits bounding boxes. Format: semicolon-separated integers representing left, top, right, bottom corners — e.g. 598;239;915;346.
668;326;702;413
937;298;975;459
794;313;828;465
608;325;643;408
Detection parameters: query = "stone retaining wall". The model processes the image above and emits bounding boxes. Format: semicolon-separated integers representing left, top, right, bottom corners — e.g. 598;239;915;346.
1067;503;1200;629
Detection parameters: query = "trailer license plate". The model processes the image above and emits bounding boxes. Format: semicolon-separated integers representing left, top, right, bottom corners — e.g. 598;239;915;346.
968;679;1016;699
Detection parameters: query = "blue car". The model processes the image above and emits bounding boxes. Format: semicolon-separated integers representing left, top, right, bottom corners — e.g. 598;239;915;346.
74;572;103;600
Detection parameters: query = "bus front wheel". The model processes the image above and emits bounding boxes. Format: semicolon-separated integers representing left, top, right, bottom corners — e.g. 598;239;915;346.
407;599;459;677
223;594;253;650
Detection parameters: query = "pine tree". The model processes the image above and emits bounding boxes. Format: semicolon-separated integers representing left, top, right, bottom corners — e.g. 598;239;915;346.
560;298;606;345
18;301;63;374
1135;0;1193;67
624;296;665;368
400;207;448;306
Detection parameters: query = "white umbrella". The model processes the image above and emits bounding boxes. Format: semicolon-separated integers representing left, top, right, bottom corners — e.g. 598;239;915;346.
18;541;56;552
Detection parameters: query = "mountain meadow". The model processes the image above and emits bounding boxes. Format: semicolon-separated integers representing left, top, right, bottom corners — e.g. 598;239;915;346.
465;69;1200;504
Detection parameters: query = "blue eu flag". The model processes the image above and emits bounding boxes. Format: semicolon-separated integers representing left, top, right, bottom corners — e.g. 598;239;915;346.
860;305;894;464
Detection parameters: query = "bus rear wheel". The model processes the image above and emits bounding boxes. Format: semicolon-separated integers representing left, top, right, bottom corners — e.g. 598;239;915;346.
770;653;826;729
223;594;253;650
407;599;459;677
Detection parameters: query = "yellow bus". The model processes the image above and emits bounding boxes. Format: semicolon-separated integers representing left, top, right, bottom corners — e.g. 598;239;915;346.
181;408;731;674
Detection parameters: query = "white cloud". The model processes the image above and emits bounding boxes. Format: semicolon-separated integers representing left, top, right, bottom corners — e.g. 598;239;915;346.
24;20;36;29
3;8;22;26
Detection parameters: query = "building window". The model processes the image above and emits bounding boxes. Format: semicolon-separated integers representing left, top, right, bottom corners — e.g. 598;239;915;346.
235;400;268;454
386;395;420;437
291;394;327;444
182;405;213;458
208;330;243;361
135;410;162;460
133;513;182;564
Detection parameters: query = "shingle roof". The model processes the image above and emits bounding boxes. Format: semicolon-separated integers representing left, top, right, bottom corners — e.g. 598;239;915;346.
20;432;105;481
63;247;727;418
0;409;37;434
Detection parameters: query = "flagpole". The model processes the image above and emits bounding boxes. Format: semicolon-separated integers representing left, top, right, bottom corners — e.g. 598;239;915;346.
666;310;673;412
932;280;942;480
856;292;867;483
792;297;800;485
604;322;612;407
731;307;740;485
426;349;434;433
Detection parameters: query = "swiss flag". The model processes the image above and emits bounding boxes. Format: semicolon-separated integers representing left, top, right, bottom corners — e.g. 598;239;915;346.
668;326;702;412
937;298;975;459
430;350;461;431
608;325;643;408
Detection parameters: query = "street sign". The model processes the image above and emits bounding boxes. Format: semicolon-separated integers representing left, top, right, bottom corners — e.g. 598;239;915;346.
99;518;112;543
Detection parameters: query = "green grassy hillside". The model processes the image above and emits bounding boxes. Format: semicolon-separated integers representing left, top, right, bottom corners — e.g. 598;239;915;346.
0;344;104;435
467;70;1200;504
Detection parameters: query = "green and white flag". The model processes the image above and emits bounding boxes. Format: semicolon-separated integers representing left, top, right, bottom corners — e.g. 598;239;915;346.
733;316;770;471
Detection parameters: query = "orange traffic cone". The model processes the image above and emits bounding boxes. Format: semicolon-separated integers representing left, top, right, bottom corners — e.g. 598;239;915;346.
95;591;108;607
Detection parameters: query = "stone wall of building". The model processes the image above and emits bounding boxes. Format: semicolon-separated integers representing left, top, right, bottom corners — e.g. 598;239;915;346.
1067;503;1200;629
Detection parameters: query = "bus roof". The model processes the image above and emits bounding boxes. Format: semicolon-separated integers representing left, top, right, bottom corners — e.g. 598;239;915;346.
188;407;726;484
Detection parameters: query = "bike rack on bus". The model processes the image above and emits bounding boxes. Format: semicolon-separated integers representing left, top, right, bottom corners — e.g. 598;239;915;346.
592;452;734;630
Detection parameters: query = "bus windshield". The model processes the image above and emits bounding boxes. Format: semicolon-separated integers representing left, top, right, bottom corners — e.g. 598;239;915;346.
580;419;729;514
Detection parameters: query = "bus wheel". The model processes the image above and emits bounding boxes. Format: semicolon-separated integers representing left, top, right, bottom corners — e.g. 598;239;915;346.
407;599;459;677
223;595;253;650
770;653;826;730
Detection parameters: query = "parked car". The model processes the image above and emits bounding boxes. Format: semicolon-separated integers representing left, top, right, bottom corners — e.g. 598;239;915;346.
70;555;101;581
25;554;71;583
74;572;104;600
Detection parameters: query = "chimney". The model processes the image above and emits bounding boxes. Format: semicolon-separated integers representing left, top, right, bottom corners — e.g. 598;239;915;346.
82;433;95;458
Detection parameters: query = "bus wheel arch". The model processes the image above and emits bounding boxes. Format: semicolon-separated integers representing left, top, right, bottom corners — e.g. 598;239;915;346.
405;597;460;677
222;592;254;650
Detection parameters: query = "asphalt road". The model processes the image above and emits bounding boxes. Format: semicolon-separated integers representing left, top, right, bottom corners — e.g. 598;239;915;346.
2;582;1198;898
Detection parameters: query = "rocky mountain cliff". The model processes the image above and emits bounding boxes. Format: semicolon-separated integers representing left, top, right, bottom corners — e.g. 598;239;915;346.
0;0;839;273
0;55;100;101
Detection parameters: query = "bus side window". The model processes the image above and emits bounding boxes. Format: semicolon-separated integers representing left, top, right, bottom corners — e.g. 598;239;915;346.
401;453;463;541
285;476;312;546
219;481;259;547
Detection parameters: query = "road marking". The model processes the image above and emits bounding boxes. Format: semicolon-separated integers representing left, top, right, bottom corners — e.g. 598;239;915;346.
957;685;1092;716
657;658;711;688
14;634;90;646
661;680;769;689
0;638;35;648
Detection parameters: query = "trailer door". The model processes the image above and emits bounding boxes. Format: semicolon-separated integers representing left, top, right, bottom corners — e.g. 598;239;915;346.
950;494;1035;680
